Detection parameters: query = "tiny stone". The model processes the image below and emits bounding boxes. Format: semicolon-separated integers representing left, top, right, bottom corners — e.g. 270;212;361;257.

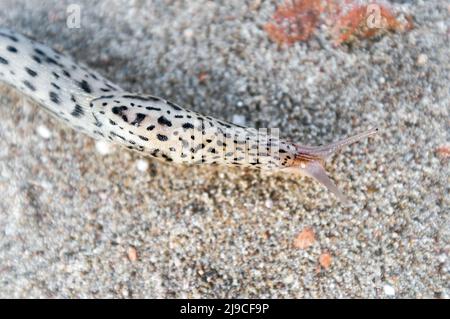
437;254;447;263
95;140;114;155
37;125;52;139
383;284;396;296
416;54;428;66
127;246;138;262
183;28;193;38
136;159;149;172
283;274;294;285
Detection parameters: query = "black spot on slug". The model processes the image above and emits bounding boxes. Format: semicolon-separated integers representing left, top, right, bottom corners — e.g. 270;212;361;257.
23;80;36;91
110;131;125;140
25;67;37;77
167;100;182;111
182;123;194;129
157;134;168;141
131;113;146;126
157;116;172;127
146;106;161;111
51;82;61;90
218;120;232;128
32;55;42;64
112;106;127;114
46;56;62;67
122;95;161;102
0;56;8;64
6;46;17;53
78;80;92;93
0;32;18;42
49;91;60;104
34;48;45;56
71;104;84;118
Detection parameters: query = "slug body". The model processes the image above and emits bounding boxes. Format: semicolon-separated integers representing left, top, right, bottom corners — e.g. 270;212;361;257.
0;28;376;201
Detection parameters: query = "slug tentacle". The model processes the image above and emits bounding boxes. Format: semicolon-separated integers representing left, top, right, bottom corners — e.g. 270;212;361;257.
302;161;348;203
294;128;378;160
282;128;378;202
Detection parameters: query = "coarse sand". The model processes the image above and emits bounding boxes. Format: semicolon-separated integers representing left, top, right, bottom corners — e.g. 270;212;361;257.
0;0;448;298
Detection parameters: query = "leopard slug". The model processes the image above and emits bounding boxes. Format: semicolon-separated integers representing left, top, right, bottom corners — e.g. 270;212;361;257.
0;27;377;202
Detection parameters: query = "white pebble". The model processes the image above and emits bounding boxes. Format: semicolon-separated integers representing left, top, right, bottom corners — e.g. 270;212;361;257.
232;114;246;126
438;254;447;263
436;21;447;34
40;180;53;190
37;125;52;139
136;159;149;172
183;28;193;38
416;54;428;66
95;140;114;155
383;284;396;296
283;274;295;285
265;199;273;209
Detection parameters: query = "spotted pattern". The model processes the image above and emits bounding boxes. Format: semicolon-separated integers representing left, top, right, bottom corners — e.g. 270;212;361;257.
88;94;294;169
1;26;373;202
0;27;122;141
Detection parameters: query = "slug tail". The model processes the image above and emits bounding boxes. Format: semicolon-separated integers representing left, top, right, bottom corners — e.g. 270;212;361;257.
288;128;378;202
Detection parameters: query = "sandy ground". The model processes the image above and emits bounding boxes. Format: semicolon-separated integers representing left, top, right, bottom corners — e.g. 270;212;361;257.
0;0;448;298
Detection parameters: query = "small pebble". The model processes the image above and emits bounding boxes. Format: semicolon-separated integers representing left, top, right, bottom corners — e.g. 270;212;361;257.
283;274;294;285
183;28;193;38
437;254;447;263
319;252;332;269
127;246;138;262
293;228;315;250
416;54;428;66
383;284;396;296
37;125;52;139
95;140;114;155
136;159;149;172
